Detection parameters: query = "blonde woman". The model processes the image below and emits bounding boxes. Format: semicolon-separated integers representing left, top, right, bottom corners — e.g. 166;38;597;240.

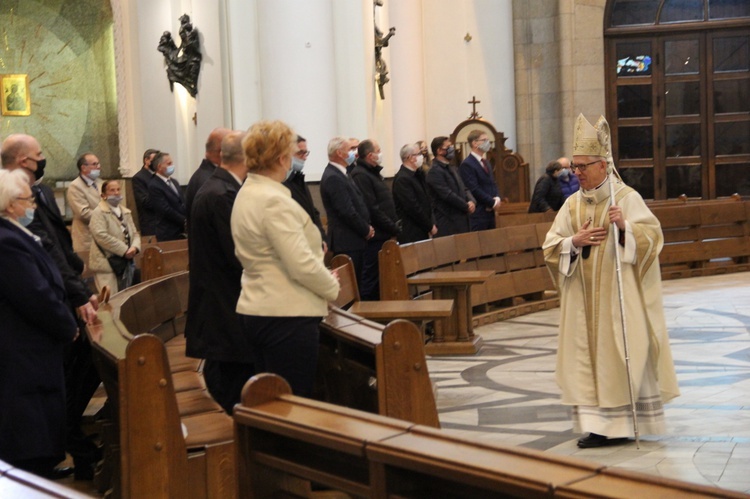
89;180;141;293
231;121;340;397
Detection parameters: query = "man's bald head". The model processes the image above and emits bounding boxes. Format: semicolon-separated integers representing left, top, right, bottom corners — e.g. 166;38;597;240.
220;131;249;181
205;127;232;165
1;134;40;169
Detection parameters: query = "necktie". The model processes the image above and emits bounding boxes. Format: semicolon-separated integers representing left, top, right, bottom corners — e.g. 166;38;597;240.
168;179;179;195
481;158;490;175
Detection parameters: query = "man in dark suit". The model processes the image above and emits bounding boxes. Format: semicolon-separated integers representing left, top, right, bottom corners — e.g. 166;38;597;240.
426;136;476;237
186;131;253;413
185;127;231;233
1;133;100;480
131;148;159;238
460;130;502;231
283;134;326;248
351;139;399;300
320;136;373;286
393;143;436;244
148;151;187;241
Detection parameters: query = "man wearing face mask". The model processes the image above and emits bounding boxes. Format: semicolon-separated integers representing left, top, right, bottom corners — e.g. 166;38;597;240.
2;133;101;480
148;151;187;241
351;139;399;300
67;153;104;252
426;136;476;237
321;136;373;289
89;180;140;293
528;160;565;213
459;130;502;231
283;135;326;249
557;156;580;200
393;143;437;244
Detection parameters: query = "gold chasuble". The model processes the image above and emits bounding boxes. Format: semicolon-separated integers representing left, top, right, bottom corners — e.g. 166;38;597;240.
543;175;680;437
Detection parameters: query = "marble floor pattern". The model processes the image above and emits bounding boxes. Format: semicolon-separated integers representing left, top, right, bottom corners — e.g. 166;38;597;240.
428;273;750;495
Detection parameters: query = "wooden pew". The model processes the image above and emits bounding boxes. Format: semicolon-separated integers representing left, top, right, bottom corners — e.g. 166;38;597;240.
651;200;750;280
316;307;440;428
331;254;453;341
380;222;559;352
139;244;189;281
87;271;236;498
236;374;744;498
0;459;90;498
496;210;556;228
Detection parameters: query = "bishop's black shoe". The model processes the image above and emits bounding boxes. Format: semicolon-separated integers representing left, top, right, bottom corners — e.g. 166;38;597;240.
577;433;630;448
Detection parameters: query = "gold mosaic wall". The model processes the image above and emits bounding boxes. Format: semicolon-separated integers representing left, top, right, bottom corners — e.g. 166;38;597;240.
0;0;118;183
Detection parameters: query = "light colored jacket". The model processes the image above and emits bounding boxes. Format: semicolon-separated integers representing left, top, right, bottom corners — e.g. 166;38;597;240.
67;175;103;252
231;173;339;317
89;199;141;274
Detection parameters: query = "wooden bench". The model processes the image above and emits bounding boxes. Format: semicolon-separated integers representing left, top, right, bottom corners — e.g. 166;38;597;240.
235;374;744;498
139;245;190;281
87;271;236;498
380;223;559;353
316;306;440;428
651;200;750;280
0;459;90;498
331;254;453;341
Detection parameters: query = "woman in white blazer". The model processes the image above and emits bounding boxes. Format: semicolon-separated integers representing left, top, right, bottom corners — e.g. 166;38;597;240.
89;180;141;293
231;121;340;396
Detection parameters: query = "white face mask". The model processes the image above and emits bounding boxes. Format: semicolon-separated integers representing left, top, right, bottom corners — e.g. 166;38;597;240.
414;155;424;168
375;152;383;165
478;140;491;153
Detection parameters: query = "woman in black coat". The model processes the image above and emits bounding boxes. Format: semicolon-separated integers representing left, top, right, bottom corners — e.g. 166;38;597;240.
528;160;565;213
0;169;78;478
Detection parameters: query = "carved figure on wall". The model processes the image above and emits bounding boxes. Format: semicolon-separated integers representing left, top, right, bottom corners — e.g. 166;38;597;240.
374;0;395;100
158;14;202;98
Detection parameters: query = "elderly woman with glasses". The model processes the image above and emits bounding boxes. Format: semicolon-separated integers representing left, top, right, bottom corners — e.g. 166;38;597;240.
0;169;78;479
231;120;340;397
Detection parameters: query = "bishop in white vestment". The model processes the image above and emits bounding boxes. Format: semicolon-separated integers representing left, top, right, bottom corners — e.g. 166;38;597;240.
543;115;680;448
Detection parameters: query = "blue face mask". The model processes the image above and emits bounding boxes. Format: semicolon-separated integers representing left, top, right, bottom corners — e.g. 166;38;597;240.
291;157;305;173
559;168;570;179
18;207;35;227
165;165;175;176
346;150;356;166
88;169;101;181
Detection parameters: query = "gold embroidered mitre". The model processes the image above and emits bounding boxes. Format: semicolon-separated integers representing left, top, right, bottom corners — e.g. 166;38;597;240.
573;113;612;158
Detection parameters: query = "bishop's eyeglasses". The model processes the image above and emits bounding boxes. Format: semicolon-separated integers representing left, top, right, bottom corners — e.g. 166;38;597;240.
571;160;601;172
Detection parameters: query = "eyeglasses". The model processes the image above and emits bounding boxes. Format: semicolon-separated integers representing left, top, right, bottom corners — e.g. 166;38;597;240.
295;150;310;158
16;195;36;205
571;160;601;172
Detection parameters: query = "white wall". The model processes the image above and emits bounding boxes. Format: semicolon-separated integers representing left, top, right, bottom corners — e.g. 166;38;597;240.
422;0;516;150
117;0;516;182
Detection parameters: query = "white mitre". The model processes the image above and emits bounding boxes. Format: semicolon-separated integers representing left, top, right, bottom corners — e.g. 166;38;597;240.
573;113;616;174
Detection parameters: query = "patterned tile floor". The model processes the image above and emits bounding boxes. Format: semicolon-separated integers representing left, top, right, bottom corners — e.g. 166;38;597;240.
428;273;750;495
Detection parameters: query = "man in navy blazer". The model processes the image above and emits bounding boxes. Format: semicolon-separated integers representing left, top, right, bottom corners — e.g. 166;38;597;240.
459;130;502;231
148;151;187;241
320;137;374;285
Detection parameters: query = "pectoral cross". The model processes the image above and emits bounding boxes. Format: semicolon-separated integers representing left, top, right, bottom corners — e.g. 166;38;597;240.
468;95;482;119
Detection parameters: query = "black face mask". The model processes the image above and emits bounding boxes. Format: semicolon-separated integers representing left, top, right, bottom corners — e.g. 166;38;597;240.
25;157;46;181
445;146;456;161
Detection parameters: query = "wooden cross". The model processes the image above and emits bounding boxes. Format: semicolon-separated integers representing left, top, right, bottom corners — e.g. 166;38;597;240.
468;96;482;119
